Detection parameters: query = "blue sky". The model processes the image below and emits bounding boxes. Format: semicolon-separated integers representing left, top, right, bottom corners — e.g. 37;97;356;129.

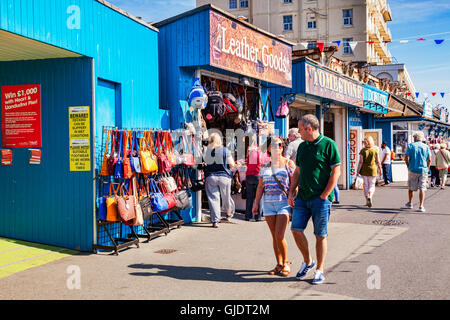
108;0;450;109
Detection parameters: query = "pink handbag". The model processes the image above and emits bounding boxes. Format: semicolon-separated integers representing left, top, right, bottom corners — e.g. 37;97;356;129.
276;99;289;118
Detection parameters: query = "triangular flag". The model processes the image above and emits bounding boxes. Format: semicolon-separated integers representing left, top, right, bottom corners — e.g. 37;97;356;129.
317;42;325;52
383;40;392;43
407;92;411;96
440;92;445;98
415;92;420;98
417;38;426;41
435;39;445;44
332;40;341;47
432;92;436;96
365;41;374;44
400;40;409;43
349;41;358;52
423;93;428;98
300;42;309;49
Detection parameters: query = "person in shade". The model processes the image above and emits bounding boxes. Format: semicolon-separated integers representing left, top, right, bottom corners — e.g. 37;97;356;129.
404;131;431;213
252;136;296;277
288;114;341;285
429;143;441;188
203;132;236;228
245;142;270;221
285;128;303;161
380;141;392;185
435;143;450;189
357;136;382;208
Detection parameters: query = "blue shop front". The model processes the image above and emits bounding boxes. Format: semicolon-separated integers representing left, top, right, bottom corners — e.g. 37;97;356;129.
374;94;450;181
0;0;162;252
155;4;293;219
270;57;388;189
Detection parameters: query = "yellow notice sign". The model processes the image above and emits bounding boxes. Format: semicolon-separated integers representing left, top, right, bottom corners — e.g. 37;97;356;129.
69;106;91;171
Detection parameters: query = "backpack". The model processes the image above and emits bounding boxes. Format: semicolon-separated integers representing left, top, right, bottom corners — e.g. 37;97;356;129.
204;90;225;117
188;78;207;109
390;150;395;160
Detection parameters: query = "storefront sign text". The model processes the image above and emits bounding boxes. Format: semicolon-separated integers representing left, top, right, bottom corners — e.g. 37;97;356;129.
305;64;363;107
69;106;90;171
364;85;389;113
1;84;42;148
210;11;292;88
423;102;433;118
349;129;359;182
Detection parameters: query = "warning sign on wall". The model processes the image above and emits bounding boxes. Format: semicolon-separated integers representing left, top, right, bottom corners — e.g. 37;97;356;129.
1;84;42;148
69;106;90;171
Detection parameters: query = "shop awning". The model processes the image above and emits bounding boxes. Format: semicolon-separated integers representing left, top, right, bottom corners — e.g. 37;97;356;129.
0;30;82;61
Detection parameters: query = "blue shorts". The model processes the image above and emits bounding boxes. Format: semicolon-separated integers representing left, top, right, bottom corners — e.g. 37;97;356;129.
263;200;291;216
291;197;331;237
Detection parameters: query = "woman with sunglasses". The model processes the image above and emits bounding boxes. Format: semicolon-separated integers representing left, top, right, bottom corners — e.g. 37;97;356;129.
252;136;296;277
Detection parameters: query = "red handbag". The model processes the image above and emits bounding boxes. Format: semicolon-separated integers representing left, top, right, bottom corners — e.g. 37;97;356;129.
107;130;118;175
156;131;172;174
123;131;133;179
159;182;177;213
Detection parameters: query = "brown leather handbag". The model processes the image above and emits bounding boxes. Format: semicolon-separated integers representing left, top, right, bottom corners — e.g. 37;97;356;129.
100;129;112;176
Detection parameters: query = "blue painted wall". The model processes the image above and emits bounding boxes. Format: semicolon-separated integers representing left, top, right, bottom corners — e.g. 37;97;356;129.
0;58;94;251
0;0;161;250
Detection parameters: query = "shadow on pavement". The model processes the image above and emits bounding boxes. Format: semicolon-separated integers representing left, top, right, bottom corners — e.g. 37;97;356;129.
128;263;299;283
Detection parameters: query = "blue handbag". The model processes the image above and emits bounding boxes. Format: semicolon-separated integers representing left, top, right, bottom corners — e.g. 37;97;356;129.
114;130;124;179
148;178;169;212
130;131;141;173
98;182;109;220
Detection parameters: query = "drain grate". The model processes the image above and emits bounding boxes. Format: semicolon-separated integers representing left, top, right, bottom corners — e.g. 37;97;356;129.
154;249;177;254
372;219;406;226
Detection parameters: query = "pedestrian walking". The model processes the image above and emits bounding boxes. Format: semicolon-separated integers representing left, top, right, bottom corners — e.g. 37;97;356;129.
380;141;391;185
288;114;341;285
430;144;441;187
436;143;450;189
203;132;236;228
252;136;296;277
245;143;270;221
404;131;431;213
285;128;303;161
356;136;382;208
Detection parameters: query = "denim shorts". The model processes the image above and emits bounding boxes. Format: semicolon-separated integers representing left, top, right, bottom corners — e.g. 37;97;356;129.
263;200;291;216
291;197;331;237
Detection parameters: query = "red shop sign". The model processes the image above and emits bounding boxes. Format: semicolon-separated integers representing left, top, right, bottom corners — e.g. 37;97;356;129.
1;84;42;148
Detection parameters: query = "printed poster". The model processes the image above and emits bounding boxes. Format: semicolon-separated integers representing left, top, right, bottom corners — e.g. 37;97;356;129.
1;84;42;148
69;106;90;171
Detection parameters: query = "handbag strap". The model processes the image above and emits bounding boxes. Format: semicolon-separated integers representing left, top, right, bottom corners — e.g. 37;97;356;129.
110;130;117;155
117;130;123;158
109;183;120;197
103;129;111;158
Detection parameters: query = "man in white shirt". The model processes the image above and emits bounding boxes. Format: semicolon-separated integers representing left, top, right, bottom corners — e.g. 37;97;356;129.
380;141;391;185
285;128;303;161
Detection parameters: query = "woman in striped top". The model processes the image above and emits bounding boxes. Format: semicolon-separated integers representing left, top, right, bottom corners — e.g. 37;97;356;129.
252;136;296;277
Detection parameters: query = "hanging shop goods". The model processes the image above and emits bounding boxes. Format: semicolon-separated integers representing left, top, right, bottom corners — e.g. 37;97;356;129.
275;97;290;118
188;78;208;110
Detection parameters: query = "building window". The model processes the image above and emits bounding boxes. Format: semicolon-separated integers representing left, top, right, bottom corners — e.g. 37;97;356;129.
283;0;293;3
240;0;248;8
229;0;237;9
343;38;353;55
307;20;317;29
307;41;317;49
343;9;353;26
283;15;293;31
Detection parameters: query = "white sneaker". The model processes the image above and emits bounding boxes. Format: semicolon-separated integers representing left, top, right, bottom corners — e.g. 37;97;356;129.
418;206;426;213
405;202;413;209
312;270;325;284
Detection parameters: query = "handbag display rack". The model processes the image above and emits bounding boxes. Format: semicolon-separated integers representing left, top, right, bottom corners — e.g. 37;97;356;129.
94;126;198;254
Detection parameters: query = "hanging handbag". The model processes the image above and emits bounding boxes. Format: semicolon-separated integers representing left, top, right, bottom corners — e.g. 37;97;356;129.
98;180;108;220
107;130;118;175
139;131;158;174
138;177;153;220
123;131;133;179
130;131;141;173
148;178;169;212
165;131;177;166
275;97;290;118
131;176;144;226
100;129;112;176
114;130;124;179
159;183;177;214
106;183;121;222
181;131;195;166
156;130;172;174
117;183;136;223
161;172;178;193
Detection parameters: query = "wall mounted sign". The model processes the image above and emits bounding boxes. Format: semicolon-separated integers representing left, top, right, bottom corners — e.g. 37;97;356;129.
349;128;361;185
1;84;42;148
305;63;364;107
29;149;41;165
363;85;389;114
69;106;90;171
1;149;12;165
210;11;292;88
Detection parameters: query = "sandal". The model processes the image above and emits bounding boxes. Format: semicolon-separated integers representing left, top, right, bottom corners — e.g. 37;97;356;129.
268;264;283;275
280;261;291;277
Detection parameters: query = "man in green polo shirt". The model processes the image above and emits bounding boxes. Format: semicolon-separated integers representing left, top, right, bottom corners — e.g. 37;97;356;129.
288;114;341;285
